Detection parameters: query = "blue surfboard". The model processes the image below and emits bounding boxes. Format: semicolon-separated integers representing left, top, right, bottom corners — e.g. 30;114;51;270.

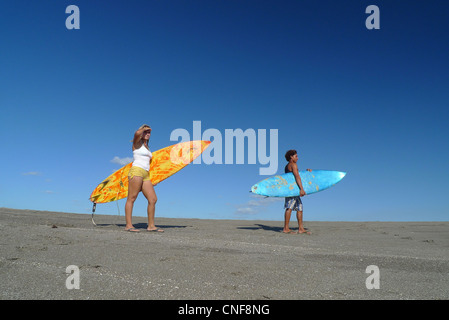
250;170;346;197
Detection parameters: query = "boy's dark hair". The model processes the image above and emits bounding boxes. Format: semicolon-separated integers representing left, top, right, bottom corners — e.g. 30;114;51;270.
285;149;297;162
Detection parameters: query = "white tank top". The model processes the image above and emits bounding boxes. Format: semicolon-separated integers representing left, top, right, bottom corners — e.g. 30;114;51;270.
132;144;152;171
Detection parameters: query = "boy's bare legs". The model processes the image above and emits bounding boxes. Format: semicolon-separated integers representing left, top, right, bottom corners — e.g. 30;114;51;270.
283;208;294;233
296;210;311;234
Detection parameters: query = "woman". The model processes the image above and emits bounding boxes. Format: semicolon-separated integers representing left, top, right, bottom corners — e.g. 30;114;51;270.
124;124;163;233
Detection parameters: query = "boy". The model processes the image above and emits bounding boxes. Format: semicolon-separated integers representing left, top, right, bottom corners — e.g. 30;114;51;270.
283;150;311;235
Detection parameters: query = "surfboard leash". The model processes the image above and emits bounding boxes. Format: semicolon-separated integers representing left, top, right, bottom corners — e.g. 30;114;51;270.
91;202;97;226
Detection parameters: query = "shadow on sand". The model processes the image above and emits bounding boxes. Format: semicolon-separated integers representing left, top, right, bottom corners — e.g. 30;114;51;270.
93;222;187;230
237;224;284;233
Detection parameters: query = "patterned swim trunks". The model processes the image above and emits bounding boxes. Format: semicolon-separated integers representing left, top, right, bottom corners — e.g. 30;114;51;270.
284;196;303;212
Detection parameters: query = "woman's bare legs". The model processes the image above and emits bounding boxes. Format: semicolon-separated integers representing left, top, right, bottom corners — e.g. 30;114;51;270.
125;176;143;231
142;181;163;232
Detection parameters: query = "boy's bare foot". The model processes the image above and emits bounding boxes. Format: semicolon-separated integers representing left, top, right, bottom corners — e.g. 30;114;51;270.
147;227;164;233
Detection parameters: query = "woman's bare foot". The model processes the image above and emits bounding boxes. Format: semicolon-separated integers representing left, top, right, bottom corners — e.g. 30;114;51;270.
125;226;140;232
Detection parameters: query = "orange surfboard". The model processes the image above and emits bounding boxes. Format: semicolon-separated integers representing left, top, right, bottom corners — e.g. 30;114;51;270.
90;140;211;203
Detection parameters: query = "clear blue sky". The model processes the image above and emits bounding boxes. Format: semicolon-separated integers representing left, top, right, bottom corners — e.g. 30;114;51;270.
1;1;448;221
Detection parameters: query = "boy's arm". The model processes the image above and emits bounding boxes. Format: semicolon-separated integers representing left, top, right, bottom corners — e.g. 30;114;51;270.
292;163;306;197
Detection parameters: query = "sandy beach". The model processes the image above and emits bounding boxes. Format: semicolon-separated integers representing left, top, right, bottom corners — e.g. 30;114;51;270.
1;207;448;300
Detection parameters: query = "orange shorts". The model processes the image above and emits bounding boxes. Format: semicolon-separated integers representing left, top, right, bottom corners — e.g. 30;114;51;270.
128;166;151;182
